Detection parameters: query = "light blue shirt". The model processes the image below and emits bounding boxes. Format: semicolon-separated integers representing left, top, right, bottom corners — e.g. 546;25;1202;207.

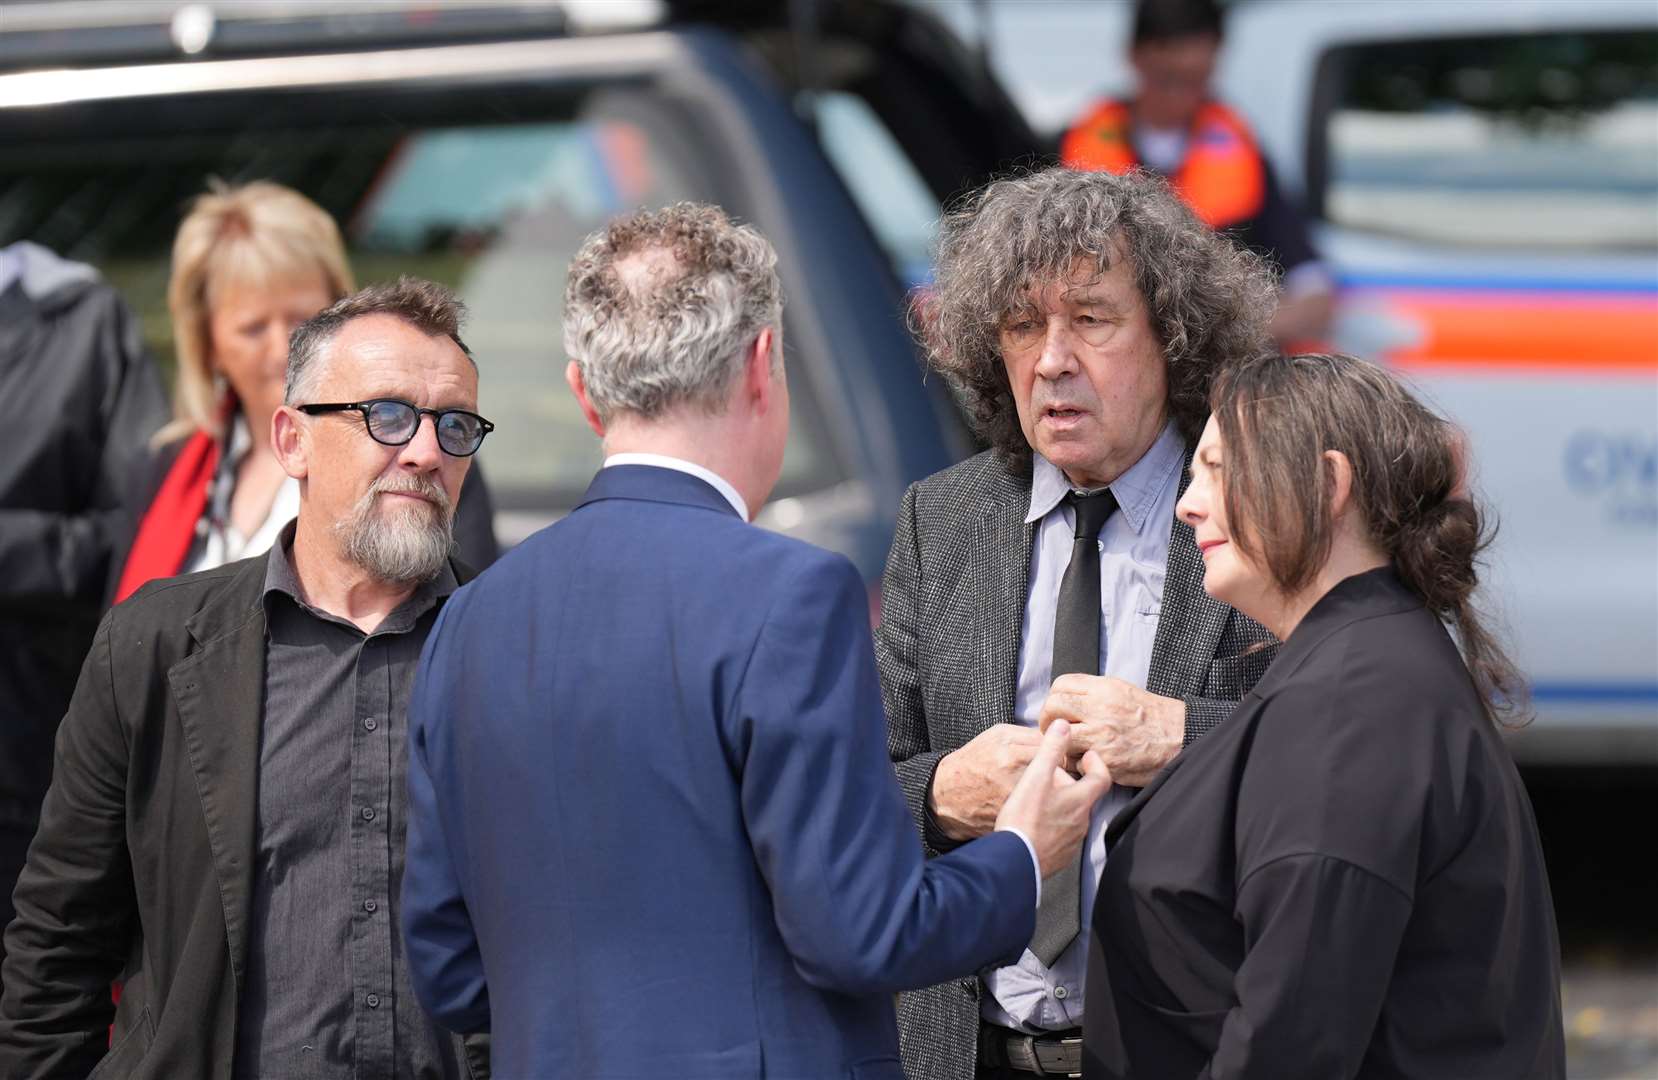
982;419;1186;1032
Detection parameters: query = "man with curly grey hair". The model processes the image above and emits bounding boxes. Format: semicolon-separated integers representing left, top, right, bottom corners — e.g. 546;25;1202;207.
400;202;1110;1079
878;167;1281;1080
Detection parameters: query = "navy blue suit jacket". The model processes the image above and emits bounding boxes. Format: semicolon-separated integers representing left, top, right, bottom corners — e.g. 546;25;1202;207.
402;465;1037;1079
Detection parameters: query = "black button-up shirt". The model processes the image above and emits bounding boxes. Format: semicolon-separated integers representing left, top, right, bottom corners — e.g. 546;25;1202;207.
233;529;465;1080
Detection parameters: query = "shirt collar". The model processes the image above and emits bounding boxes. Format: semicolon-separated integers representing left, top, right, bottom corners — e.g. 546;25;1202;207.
1025;419;1185;534
262;519;458;635
603;452;750;521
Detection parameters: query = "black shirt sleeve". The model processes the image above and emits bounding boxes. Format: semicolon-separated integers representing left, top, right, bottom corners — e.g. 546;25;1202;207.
1202;853;1413;1079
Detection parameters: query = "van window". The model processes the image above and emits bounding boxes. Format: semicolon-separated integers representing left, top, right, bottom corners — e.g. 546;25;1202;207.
0;80;838;507
1315;31;1658;249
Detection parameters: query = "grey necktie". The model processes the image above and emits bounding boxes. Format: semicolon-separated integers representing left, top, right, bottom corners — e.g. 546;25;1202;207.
1028;488;1117;967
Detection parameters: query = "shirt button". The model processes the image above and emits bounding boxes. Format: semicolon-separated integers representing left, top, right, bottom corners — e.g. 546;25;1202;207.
363;716;378;731
366;993;380;1008
361;806;376;821
1054;985;1070;1000
364;898;378;913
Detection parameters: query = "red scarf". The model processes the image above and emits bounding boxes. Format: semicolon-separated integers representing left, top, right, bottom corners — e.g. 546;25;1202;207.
112;427;221;603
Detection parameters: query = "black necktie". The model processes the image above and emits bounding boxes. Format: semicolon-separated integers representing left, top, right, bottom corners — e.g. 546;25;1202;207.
1029;488;1117;967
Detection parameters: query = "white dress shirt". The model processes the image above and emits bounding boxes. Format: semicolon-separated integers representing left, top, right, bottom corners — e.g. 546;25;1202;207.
603;452;750;520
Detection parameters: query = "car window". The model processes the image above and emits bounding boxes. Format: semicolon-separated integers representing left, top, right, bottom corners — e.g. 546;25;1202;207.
1316;30;1658;249
350;116;698;504
0;76;838;508
813;90;939;287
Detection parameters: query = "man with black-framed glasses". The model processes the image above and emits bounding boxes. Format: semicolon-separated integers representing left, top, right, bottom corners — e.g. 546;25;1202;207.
0;277;492;1080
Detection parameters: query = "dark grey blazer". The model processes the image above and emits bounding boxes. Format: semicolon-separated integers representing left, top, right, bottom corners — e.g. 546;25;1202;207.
0;553;487;1080
875;448;1276;1080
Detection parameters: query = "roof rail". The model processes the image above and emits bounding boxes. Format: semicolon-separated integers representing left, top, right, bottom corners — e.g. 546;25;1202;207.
0;1;666;68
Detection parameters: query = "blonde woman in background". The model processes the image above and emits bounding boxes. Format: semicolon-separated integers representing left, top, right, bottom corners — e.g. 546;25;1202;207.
113;180;496;598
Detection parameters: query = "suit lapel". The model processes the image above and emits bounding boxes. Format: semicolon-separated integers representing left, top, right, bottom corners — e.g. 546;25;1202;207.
1145;453;1232;700
965;463;1034;732
168;559;268;992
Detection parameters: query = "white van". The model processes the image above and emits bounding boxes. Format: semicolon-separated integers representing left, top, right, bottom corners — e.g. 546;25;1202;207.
955;0;1658;764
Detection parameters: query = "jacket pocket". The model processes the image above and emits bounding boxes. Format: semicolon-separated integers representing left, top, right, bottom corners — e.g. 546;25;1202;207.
87;1008;152;1079
1202;647;1276;700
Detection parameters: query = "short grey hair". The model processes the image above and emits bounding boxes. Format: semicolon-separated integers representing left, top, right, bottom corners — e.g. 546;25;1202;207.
919;167;1277;466
286;276;472;404
562;202;783;420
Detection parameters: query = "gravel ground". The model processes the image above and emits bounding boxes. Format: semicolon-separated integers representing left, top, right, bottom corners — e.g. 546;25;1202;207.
1527;766;1658;1080
1564;960;1658;1079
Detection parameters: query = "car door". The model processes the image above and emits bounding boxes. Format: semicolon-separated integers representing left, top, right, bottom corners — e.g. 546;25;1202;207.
1296;20;1658;762
0;25;966;578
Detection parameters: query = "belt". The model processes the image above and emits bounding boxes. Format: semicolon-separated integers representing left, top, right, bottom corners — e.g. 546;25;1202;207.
979;1023;1083;1077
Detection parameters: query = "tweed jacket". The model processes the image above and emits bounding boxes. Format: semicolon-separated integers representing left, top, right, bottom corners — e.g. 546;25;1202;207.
875;447;1276;1080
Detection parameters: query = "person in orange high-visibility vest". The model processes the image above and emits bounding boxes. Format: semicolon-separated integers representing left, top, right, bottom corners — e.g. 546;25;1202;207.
1062;0;1333;350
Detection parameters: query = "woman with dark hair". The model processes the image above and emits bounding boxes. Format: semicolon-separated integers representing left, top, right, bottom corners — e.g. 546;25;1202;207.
1081;353;1565;1079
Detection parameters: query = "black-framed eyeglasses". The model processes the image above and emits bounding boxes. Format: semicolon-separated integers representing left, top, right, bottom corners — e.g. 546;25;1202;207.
297;399;495;457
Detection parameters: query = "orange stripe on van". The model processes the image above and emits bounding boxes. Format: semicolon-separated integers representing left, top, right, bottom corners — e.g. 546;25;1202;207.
1372;292;1658;372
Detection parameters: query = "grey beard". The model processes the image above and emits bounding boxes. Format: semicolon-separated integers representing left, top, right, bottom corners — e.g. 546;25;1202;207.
333;474;456;586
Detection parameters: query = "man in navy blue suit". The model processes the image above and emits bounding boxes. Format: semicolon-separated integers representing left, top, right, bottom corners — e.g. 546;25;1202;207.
400;203;1112;1079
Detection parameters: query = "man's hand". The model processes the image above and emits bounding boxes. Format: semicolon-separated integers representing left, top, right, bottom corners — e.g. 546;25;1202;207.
928;725;1044;842
995;721;1112;879
1038;674;1184;787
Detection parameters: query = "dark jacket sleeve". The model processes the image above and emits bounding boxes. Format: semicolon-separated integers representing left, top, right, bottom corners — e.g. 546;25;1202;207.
0;286;165;606
1181;695;1241;746
0;613;138;1078
1179;636;1278;747
736;552;1034;992
1202;854;1412;1079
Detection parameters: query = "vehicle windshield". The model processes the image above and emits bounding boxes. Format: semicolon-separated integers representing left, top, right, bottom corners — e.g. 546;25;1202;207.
1319;30;1658;250
0;80;839;510
813;90;940;287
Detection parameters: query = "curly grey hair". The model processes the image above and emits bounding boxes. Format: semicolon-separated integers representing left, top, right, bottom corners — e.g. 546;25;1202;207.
921;167;1276;465
563;202;782;420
